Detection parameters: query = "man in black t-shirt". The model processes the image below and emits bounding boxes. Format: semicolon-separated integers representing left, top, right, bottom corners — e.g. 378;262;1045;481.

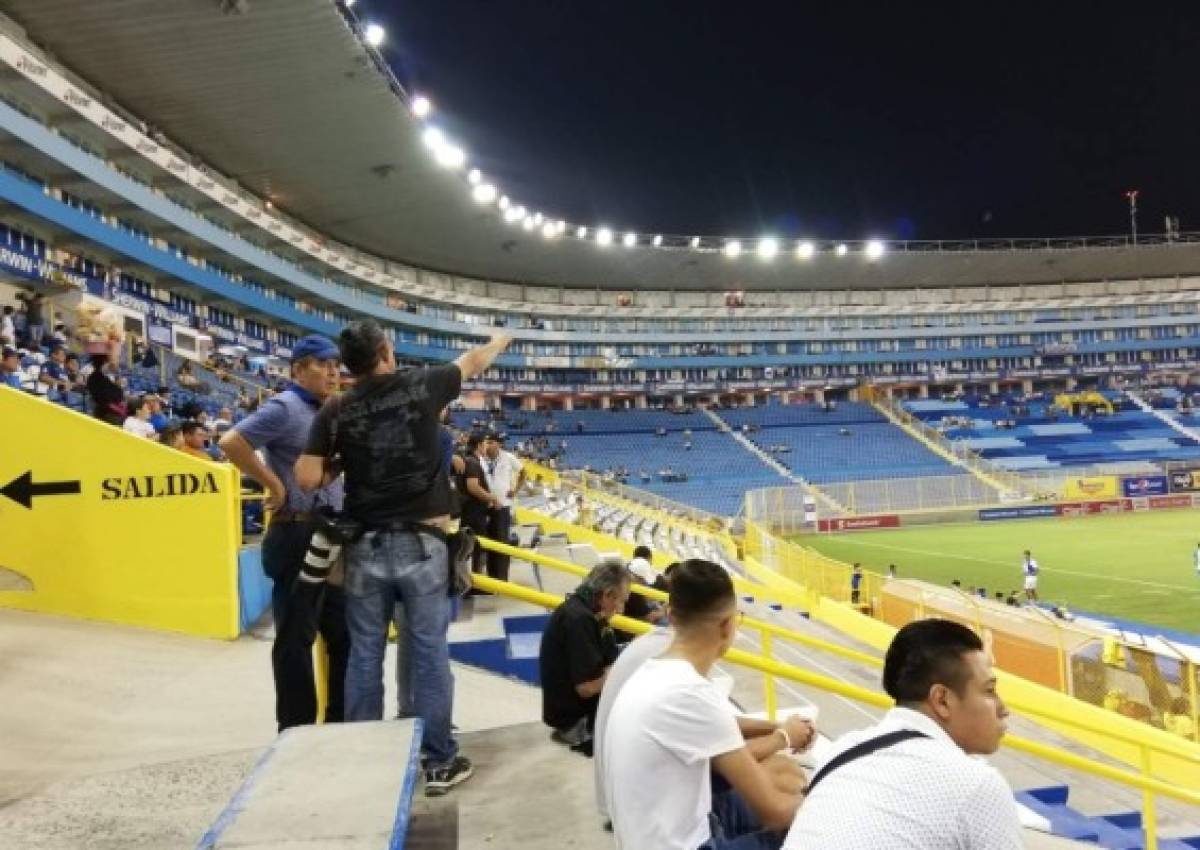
297;320;511;797
539;561;630;756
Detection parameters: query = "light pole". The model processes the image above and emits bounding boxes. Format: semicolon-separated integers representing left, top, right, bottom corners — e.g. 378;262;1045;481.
1125;189;1139;244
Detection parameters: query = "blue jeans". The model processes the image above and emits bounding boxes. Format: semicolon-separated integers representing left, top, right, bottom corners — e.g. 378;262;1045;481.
344;529;457;767
698;787;784;850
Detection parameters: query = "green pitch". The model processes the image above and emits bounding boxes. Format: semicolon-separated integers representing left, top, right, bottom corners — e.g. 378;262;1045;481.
794;510;1200;634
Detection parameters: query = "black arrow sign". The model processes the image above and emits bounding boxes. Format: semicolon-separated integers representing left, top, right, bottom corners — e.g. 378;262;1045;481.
0;470;82;509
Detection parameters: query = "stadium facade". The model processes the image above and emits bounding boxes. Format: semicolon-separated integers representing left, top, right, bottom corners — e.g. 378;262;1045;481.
1;4;1200;409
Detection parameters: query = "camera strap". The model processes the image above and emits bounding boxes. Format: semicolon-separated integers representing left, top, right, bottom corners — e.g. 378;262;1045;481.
804;729;929;796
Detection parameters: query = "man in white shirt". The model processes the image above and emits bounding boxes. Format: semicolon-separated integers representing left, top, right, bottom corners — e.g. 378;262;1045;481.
603;559;805;850
1021;549;1040;602
782;618;1020;850
122;395;158;439
627;545;664;590
596;625;812;826
482;432;525;582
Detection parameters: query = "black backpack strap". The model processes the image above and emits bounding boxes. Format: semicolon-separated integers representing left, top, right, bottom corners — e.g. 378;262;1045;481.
805;729;929;796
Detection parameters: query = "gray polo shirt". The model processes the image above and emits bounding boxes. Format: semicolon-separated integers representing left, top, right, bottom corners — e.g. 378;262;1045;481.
232;386;343;513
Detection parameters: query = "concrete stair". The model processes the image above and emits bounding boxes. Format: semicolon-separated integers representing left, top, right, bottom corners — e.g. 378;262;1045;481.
701;406;849;515
1125;390;1200;443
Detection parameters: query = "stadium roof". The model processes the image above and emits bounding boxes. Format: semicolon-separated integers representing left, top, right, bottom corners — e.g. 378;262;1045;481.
5;0;1200;292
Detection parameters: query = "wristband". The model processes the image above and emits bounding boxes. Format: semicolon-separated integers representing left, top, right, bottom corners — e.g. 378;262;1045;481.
776;725;792;750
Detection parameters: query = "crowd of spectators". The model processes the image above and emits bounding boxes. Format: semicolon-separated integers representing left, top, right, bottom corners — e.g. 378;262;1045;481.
0;290;275;480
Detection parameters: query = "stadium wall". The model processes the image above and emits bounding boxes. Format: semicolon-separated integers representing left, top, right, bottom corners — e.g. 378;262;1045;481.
0;387;243;638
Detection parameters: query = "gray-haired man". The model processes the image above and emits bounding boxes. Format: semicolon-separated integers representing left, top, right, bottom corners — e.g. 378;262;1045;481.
538;561;630;756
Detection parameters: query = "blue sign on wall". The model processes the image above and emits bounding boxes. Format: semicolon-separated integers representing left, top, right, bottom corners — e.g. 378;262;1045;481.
0;243;105;296
978;505;1058;521
1121;475;1168;497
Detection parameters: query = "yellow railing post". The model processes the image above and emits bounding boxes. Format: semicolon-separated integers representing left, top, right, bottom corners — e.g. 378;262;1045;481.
762;627;777;722
314;633;329;724
1142;744;1158;850
1192;660;1200;746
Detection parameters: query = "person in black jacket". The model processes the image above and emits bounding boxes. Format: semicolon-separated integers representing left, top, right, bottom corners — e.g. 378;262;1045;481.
86;353;125;426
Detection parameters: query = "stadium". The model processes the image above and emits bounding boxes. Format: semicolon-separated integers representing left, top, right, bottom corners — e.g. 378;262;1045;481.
1;2;1200;849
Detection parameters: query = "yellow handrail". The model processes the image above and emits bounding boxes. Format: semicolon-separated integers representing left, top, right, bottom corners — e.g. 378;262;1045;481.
468;571;1200;814
478;537;881;669
515;506;810;611
478;527;1200;847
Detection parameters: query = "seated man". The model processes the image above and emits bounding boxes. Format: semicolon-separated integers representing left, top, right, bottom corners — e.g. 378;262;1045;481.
628;545;668;591
782;618;1019;850
604;559;804;850
596;623;813;828
615;548;668;642
539;561;628;756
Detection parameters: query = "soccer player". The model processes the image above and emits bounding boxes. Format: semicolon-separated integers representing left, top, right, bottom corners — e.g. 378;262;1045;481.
1194;543;1200;576
1021;550;1039;602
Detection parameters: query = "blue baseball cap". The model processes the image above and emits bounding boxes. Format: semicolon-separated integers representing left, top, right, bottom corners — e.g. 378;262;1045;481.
291;335;339;363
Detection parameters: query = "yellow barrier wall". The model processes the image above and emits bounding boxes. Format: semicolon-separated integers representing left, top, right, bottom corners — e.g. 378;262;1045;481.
0;389;240;638
810;595;1200;788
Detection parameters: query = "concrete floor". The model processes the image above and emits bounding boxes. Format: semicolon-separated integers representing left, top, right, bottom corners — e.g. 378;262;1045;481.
0;606;541;850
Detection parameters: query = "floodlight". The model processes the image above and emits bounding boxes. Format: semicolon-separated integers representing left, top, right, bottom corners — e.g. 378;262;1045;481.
363;23;385;47
795;241;815;260
596;227;614;247
835;243;848;256
411;95;432;118
724;239;742;258
865;240;886;260
472;183;497;204
434;144;465;169
623;231;637;248
421;127;444;151
757;238;778;260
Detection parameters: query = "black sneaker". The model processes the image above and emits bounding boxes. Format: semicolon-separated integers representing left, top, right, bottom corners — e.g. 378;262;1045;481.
570;737;594;758
424;755;473;797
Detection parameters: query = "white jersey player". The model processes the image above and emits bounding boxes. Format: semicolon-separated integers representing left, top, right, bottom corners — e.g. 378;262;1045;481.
1021;550;1039;602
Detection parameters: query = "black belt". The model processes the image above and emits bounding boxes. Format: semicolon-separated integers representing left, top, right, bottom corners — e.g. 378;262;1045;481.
372;521;449;545
271;511;319;524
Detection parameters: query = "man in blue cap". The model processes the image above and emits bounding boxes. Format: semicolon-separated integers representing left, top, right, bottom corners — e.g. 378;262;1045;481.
219;334;349;730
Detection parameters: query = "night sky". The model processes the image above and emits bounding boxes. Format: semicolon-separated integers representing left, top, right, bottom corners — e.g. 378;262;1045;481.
366;1;1200;242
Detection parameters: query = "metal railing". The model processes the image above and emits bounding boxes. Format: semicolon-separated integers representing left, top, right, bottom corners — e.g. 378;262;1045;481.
870;393;1027;497
472;537;1200;848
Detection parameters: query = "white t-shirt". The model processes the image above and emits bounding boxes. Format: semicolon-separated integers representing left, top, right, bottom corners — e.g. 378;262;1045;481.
123;416;157;439
1022;557;1039;589
782;707;1021;850
627;556;658;586
603;657;744;850
594;629;673;820
483;450;523;507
